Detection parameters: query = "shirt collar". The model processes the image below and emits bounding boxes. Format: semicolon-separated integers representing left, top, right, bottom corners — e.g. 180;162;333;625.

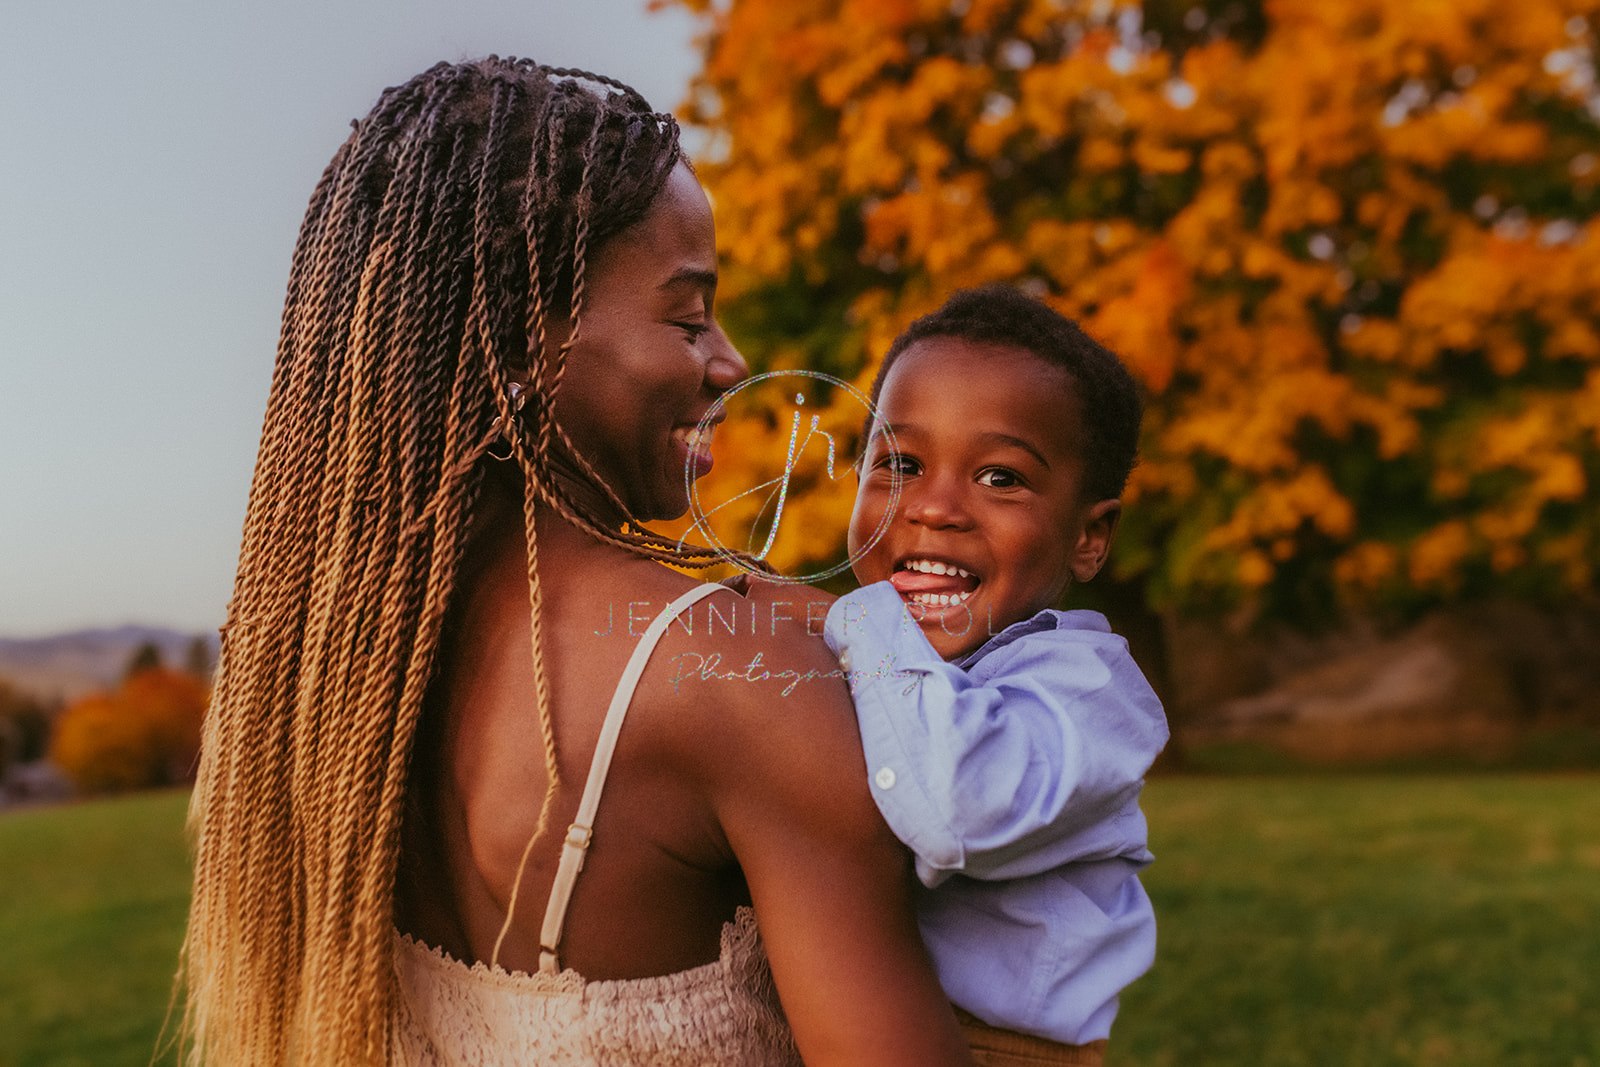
952;607;1110;670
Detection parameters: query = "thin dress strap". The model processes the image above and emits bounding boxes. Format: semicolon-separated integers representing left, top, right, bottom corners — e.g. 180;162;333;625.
537;581;732;974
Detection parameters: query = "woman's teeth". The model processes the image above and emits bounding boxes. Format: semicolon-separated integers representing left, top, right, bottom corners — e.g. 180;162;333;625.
901;559;974;579
676;425;712;451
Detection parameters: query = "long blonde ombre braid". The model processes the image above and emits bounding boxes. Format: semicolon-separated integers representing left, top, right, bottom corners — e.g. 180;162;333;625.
177;58;729;1065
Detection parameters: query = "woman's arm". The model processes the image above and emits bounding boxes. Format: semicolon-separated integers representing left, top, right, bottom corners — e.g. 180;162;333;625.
685;586;973;1067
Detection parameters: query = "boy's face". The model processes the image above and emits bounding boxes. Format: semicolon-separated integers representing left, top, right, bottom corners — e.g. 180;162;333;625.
849;336;1121;659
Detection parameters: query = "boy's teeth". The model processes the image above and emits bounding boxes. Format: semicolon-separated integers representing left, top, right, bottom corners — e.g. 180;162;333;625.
904;558;973;579
908;591;972;606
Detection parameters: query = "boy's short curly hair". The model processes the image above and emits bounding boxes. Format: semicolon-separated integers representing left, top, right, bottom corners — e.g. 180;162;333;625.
867;285;1144;501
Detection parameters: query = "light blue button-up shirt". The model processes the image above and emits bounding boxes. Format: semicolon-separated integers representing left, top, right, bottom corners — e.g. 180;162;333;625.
823;581;1168;1045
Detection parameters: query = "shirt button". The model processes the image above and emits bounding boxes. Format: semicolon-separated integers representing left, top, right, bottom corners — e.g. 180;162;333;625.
874;767;897;790
838;650;853;671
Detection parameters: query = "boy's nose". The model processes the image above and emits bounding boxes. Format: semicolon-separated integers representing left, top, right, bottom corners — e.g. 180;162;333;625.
903;478;972;531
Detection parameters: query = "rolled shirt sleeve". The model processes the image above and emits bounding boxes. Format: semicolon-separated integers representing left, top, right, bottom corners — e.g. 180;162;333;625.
824;581;1167;888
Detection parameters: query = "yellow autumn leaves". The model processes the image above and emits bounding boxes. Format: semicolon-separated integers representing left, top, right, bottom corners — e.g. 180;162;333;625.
666;0;1599;617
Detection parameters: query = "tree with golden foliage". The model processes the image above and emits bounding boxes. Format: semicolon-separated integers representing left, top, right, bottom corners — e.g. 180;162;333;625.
664;0;1600;623
50;667;206;794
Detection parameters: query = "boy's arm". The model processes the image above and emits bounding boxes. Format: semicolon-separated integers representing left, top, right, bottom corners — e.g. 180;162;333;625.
824;582;1168;886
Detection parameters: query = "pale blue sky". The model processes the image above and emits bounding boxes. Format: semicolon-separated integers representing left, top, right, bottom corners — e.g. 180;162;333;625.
0;0;701;636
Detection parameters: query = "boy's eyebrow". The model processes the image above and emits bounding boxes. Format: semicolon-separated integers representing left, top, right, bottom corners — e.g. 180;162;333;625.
974;430;1052;469
870;423;1053;469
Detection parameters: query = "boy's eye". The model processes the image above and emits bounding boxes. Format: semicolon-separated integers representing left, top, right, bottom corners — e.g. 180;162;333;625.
673;320;710;341
976;467;1022;489
878;453;920;477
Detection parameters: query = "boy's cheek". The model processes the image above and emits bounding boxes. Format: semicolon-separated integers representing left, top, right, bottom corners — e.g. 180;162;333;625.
851;545;892;585
846;493;887;575
849;531;897;585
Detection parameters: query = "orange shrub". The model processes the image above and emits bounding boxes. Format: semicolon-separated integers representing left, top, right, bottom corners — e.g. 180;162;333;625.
50;667;206;794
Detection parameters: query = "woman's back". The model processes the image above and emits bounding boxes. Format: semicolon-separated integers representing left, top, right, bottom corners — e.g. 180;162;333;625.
393;528;802;1064
396;511;759;979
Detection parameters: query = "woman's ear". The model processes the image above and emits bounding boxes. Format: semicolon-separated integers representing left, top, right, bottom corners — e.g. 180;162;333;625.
1069;499;1122;583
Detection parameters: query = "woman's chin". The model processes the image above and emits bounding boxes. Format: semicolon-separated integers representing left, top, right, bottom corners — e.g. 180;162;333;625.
639;480;693;526
653;500;693;525
657;455;717;522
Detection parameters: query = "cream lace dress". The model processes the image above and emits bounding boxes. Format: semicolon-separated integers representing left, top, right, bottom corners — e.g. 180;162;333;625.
391;584;802;1066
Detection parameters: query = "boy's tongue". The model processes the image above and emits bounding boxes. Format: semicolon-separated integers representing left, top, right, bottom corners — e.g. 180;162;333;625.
889;569;979;596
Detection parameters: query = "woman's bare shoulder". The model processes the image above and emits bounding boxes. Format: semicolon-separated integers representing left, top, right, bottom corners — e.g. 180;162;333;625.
631;577;857;778
657;578;844;706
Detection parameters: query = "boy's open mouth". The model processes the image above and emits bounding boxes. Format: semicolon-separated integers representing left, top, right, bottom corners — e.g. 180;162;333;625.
889;557;981;607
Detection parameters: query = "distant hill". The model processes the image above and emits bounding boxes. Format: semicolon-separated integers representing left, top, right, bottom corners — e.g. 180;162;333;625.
0;626;218;706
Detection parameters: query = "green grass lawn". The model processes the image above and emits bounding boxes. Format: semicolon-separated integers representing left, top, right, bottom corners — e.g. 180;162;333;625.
2;778;1597;1066
1120;775;1600;1067
0;790;190;1067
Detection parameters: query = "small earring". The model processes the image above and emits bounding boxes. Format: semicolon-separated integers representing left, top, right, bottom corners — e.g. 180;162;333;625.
487;382;528;461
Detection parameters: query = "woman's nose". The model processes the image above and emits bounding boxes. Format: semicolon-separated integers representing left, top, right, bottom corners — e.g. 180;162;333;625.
705;324;749;392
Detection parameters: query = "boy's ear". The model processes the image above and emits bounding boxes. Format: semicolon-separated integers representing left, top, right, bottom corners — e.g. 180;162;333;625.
1069;499;1122;583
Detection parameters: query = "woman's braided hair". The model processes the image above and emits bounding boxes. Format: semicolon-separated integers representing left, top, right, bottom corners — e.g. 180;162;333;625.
179;57;726;1065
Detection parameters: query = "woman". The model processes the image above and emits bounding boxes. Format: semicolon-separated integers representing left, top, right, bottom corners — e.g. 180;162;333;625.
179;58;972;1066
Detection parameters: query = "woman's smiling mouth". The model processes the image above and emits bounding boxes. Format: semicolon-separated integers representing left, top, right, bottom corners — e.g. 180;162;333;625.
671;416;721;473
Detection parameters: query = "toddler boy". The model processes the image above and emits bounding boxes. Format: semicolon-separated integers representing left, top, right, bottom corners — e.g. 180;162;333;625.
824;286;1168;1065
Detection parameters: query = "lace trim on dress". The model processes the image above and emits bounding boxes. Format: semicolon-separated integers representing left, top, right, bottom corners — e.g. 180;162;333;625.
390;906;800;1066
393;904;764;998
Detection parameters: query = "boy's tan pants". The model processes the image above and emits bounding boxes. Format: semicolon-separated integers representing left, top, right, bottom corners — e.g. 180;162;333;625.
957;1007;1108;1066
